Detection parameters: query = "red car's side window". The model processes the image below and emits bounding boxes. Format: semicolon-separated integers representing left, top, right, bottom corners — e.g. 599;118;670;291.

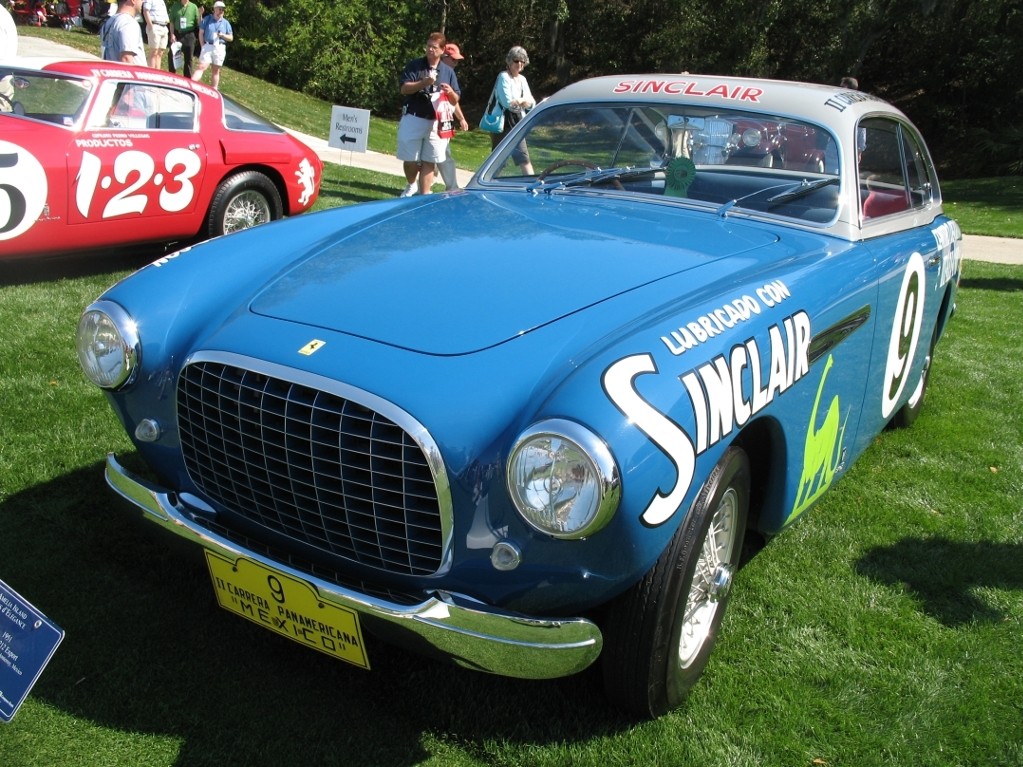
88;81;197;131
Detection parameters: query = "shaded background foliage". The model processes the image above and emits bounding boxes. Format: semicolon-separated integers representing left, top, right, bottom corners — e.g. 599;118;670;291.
227;0;1021;178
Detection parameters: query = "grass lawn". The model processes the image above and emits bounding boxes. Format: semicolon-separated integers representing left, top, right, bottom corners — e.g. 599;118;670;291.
941;176;1023;238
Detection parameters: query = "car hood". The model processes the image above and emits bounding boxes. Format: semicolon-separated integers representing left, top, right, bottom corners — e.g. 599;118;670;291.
249;193;780;355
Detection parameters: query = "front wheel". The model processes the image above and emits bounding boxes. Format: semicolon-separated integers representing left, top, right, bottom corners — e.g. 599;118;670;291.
206;171;283;238
602;447;750;718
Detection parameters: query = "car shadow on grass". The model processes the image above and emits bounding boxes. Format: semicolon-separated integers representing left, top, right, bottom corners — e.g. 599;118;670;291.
1;462;631;767
958;275;1023;293
0;247;169;287
855;537;1023;627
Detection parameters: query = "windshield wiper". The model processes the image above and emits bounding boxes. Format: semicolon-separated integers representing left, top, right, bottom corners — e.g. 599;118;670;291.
716;177;839;217
528;165;664;194
765;176;839;203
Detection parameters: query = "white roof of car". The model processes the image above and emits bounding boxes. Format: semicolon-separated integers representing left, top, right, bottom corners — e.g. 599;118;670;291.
543;73;910;132
520;73;941;242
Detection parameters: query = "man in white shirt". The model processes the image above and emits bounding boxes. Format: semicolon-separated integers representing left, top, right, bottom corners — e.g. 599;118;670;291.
0;5;17;112
143;0;170;69
0;5;18;61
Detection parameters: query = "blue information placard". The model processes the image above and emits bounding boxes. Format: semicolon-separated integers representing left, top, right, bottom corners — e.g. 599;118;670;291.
0;579;64;723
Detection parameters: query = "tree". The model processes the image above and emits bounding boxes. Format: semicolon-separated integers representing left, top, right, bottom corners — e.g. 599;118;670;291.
226;0;1022;176
229;0;432;112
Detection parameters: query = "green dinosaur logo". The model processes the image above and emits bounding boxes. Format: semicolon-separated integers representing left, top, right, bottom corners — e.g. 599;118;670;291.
789;353;847;522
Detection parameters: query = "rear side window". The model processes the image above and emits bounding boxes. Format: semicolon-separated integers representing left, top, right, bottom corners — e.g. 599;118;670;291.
222;97;284;133
901;128;937;208
859;117;937;220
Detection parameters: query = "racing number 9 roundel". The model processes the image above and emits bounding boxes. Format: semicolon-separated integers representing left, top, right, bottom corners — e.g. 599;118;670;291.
881;251;926;419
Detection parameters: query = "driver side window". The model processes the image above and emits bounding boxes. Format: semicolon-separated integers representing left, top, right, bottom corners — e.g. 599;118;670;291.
87;82;196;131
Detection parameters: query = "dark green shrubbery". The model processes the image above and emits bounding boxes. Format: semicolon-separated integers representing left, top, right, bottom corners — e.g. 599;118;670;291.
228;0;430;115
225;0;1022;177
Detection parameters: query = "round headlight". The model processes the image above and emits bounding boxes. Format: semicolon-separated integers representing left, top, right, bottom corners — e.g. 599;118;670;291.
76;301;140;390
507;419;620;539
742;128;763;147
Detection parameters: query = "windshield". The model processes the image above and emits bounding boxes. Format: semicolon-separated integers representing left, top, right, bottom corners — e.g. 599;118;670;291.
481;103;841;224
0;69;93;127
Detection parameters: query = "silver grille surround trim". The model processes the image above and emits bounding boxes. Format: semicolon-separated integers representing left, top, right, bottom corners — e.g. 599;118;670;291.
176;350;454;576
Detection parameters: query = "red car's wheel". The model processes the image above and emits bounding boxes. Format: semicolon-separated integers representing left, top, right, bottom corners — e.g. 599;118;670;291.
207;170;283;237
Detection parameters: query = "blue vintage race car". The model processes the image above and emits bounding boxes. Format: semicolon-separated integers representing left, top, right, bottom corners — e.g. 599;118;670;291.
77;74;962;718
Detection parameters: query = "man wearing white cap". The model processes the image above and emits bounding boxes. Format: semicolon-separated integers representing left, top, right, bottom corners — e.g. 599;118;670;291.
192;1;233;90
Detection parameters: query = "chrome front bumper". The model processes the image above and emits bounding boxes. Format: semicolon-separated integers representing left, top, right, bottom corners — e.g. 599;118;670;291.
105;454;603;679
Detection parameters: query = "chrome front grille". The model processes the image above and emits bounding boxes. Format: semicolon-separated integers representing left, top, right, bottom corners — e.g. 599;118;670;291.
176;356;448;576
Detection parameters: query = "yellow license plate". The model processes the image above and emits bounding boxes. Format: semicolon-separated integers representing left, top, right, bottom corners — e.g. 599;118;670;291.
205;551;370;669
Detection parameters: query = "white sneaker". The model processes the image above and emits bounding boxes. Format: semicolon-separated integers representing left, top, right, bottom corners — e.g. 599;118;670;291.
399;183;417;198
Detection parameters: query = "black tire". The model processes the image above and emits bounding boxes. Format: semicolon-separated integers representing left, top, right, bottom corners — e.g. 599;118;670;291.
889;324;938;429
206;171;283;238
602;447;750;718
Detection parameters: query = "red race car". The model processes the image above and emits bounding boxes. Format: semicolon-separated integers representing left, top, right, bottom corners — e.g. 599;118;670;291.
1;60;322;259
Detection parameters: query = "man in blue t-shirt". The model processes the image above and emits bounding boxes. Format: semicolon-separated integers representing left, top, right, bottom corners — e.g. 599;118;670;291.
192;1;234;90
395;32;461;197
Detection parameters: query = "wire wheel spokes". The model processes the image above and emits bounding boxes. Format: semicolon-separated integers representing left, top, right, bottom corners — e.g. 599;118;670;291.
678;487;739;668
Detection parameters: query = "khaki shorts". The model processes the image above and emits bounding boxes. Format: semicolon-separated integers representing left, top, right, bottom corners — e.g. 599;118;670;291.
147;24;169;51
198;42;227;67
396;113;447;164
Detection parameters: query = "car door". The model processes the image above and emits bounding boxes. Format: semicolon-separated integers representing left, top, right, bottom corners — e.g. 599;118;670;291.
857;116;955;440
68;80;208;244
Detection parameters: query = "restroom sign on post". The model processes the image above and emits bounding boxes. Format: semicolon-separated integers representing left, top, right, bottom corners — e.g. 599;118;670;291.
328;105;371;154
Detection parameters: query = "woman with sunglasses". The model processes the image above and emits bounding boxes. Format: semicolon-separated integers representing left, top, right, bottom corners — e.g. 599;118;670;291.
490;45;536;175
